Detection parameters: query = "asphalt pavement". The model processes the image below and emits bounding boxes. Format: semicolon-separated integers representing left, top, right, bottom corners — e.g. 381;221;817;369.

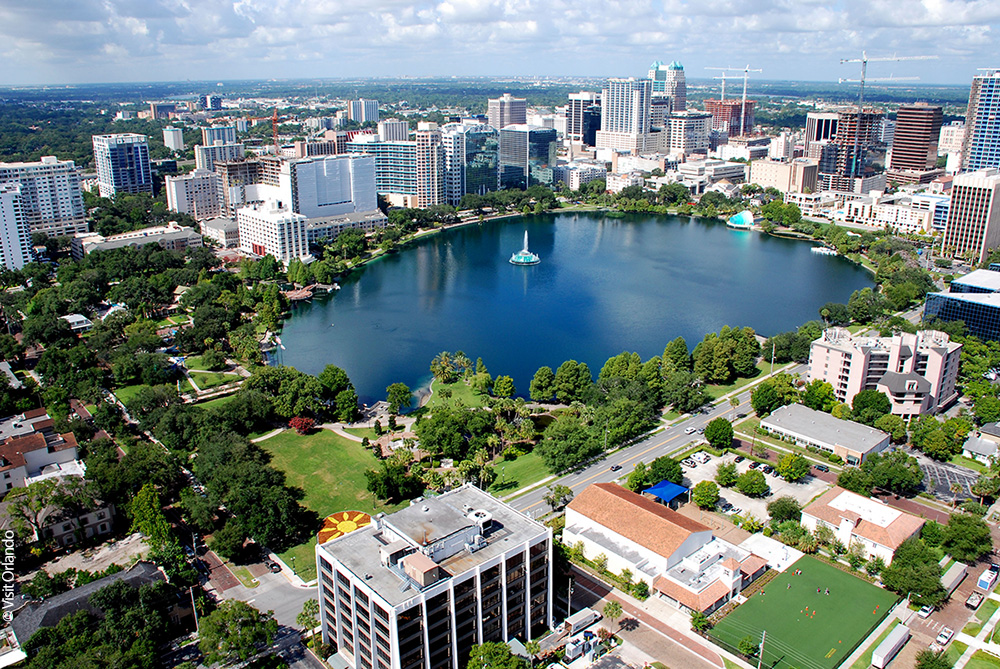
508;364;806;516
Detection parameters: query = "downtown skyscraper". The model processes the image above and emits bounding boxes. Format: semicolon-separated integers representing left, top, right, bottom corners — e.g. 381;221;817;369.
962;70;1000;172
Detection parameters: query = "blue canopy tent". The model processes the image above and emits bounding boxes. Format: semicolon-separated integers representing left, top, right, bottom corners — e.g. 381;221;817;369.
643;480;689;506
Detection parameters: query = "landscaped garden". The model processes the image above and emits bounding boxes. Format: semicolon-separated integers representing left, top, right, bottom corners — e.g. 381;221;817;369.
260;428;404;581
710;556;898;669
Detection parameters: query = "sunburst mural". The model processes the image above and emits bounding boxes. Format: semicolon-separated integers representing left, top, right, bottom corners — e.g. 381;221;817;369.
318;511;372;544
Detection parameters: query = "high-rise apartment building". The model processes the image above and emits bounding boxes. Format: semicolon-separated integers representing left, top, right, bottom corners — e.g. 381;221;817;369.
162;127;185;152
887;103;943;184
704;98;755;137
442;123;499;206
649;96;672;130
165;169;222;220
346;126;443;208
348;99;380;124
317;484;553;669
201;126;238;145
567;92;601;145
0;156;87;237
668;111;712;154
92;134;152;198
808;328;961;418
377;119;410;142
0;184;32;270
487;94;527;130
238;201;308;263
499;125;558;190
195;142;246;172
962;70;1000;172
648;61;686;111
199;94;223;111
749;158;818;194
942;168;1000;263
216;160;261;218
596;78;652;153
148;103;175;119
939;121;966;156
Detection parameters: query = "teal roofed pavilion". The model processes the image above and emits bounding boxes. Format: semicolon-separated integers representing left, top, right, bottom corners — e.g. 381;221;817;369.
509;230;540;265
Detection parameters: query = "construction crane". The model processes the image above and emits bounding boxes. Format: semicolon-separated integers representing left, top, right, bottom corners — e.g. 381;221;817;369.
247;107;281;155
839;51;936;178
710;73;729;101
705;65;762;136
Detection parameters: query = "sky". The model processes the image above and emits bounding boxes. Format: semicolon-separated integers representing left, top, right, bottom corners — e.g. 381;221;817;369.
0;0;997;86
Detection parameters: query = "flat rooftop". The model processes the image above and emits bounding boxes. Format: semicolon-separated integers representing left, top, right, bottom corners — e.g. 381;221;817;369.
318;485;547;607
952;269;1000;292
761;404;888;452
927;290;1000;306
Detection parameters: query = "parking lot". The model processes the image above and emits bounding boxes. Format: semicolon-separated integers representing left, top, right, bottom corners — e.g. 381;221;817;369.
679;450;832;521
916;452;977;502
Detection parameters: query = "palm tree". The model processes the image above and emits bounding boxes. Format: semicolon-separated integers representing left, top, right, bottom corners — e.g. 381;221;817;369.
602;600;623;633
525;640;540;669
950;482;963;508
429;351;456;383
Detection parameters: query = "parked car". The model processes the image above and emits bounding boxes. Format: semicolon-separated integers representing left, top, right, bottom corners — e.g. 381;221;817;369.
720;502;733;512
735;413;747;419
990;563;1000;573
967;592;984;609
814;464;830;472
730;507;743;516
748;461;760;469
734;455;745;463
682;459;697;468
917;605;934;619
266;560;282;573
762;465;774;474
936;628;954;646
183;545;196;559
610;464;622;472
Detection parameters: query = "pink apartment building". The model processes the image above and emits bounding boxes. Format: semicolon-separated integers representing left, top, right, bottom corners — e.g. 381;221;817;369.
808;328;962;418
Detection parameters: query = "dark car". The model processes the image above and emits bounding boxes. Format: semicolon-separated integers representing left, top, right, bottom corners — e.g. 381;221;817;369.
814;463;830;472
735;413;747;419
734;455;745;463
610;464;622;472
266;561;281;573
748;461;759;469
991;563;1000;573
762;465;774;474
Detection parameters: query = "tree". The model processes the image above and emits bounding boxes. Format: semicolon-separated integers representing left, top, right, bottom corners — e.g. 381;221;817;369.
971;475;1000;504
801;379;837;412
594;553;609;572
386;382;412;414
767;496;802;524
942;513;993;562
874;413;908;444
848;287;887;324
602;600;623;630
211;518;248;562
198;600;279;665
704;418;734;450
297;599;320;635
863;450;923;496
692;481;720;509
536;413;599;473
529;366;556;402
837;466;873;495
736;470;768;497
715;462;738;487
915;650;952;669
543;484;574;511
554;360;592;403
467;642;527;669
318;364;353;400
851;389;892;426
881;537;946;606
690;610;711;632
662;370;711;413
738;635;759;657
750;382;781;417
648;455;683;485
775;453;810;482
289;416;316;434
493;375;515;398
625;462;649;492
129;483;172;550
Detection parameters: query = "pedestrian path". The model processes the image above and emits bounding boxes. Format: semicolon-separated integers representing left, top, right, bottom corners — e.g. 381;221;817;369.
955;596;1000;668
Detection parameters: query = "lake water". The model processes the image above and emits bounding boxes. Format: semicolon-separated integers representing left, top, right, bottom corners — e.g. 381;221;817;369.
276;211;873;404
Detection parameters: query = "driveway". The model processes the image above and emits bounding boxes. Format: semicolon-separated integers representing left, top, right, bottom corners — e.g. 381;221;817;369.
680;451;830;522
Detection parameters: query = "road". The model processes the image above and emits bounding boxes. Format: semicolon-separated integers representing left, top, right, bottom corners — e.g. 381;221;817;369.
508;364;806;516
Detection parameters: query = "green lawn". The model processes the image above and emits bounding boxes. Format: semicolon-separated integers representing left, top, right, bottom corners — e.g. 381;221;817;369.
193;394;237;410
188;370;239;391
343;427;378;440
490;452;548;495
969;651;1000;669
425;380;486;409
113;384;146;405
704;362;770;400
261;429;404;581
978;599;999;623
945;641;967;666
849;624;895;669
952;454;990;474
710;556;898;669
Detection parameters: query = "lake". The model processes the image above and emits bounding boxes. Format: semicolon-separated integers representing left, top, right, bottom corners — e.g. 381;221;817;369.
276;211;873;404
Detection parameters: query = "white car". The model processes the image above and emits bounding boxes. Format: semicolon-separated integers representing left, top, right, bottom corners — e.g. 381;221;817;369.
936;628;954;646
917;605;934;619
684;427;697;435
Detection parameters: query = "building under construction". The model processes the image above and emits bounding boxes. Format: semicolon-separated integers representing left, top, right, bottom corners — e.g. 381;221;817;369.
704;98;755;137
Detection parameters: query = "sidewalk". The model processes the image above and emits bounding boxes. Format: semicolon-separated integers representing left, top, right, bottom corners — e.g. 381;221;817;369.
954;594;1000;669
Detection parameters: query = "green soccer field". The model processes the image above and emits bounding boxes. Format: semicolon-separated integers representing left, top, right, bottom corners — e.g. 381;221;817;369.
710;556;899;669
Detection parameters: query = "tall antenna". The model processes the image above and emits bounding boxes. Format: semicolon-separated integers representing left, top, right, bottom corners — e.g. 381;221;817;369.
705;65;762;136
838;51;936;179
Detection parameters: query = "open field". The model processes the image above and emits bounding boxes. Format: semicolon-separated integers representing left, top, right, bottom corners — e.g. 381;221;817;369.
489;452;548;495
425;380;486;409
261;429;403;581
710;556;898;669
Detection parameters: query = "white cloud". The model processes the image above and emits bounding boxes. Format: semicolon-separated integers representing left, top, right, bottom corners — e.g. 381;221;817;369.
0;0;995;83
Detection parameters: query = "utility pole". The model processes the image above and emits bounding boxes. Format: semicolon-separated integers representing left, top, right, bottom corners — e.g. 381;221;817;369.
190;586;199;635
757;630;766;669
567;577;574;618
838;52;935;180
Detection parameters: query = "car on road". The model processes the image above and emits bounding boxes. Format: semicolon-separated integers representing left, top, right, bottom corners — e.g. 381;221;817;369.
610;465;622;472
183;545;196;559
735;413;747;419
813;464;830;472
696;427;705;434
936;628;954;646
917;605;934;619
734;455;745;463
266;560;282;573
684;427;697;435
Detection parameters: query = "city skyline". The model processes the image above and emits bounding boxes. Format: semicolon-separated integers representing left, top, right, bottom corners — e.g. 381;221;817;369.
1;0;998;86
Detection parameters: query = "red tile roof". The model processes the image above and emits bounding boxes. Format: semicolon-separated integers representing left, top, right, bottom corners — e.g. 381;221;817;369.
803;486;924;551
653;576;732;612
567;483;710;559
